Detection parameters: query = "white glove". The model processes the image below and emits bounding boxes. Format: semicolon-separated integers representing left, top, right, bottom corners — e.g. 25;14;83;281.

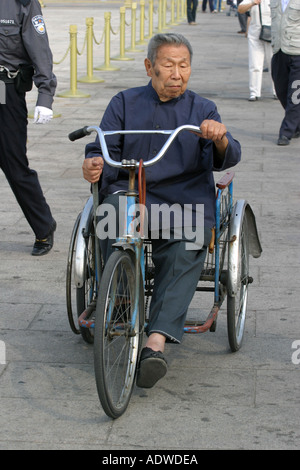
34;106;53;124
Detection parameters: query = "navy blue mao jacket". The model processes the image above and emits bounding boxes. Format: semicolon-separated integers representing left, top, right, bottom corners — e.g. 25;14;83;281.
85;82;241;229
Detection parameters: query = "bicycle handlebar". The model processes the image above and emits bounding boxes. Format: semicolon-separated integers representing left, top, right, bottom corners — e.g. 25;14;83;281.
68;124;202;168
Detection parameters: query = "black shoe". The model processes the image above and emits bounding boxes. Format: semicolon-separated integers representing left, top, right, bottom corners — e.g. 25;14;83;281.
293;130;300;138
32;220;57;256
136;347;167;388
277;135;290;146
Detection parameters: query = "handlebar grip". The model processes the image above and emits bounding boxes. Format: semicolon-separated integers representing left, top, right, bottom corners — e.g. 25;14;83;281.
68;126;91;142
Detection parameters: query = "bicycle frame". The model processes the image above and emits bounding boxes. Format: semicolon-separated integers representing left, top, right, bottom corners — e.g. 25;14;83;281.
69;125;234;334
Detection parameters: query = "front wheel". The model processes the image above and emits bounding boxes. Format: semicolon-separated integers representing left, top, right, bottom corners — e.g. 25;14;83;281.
227;215;250;352
94;250;144;419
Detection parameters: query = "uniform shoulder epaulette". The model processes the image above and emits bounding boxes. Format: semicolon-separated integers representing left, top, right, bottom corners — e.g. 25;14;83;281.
18;0;32;6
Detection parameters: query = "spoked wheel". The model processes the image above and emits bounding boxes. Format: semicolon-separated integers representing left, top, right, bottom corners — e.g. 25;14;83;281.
227;215;250;352
76;217;97;344
66;213;82;335
94;250;144;419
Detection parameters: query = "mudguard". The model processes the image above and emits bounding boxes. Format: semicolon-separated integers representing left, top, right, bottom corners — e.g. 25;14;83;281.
228;200;262;296
74;196;94;288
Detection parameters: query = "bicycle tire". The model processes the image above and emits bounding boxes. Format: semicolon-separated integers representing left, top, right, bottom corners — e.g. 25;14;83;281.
94;249;144;419
66;212;82;335
76;216;97;344
227;215;249;352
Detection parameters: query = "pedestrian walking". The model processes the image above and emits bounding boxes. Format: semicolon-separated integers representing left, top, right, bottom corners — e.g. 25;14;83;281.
270;0;300;146
238;0;275;101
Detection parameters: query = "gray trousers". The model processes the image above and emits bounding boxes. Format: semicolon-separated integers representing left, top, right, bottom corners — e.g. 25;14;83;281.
98;194;211;343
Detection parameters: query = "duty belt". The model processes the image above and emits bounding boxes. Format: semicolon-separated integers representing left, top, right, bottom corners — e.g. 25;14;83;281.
0;66;18;83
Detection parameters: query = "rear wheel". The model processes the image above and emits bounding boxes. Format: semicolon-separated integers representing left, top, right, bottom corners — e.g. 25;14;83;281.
66;213;81;335
76;217;97;344
227;216;250;352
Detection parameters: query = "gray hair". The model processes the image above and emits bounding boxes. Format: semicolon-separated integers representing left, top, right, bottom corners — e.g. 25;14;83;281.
147;33;193;65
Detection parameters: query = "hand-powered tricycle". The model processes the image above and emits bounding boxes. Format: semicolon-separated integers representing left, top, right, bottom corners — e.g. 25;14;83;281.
66;124;262;419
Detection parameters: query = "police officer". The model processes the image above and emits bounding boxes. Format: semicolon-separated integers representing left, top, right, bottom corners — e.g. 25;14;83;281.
0;0;57;255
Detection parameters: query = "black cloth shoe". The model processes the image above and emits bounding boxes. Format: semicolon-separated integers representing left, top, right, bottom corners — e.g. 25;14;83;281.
277;135;290;146
32;220;57;256
136;347;167;388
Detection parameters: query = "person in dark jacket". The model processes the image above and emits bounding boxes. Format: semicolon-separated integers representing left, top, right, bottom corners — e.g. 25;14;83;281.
82;33;241;388
0;0;57;255
270;0;300;146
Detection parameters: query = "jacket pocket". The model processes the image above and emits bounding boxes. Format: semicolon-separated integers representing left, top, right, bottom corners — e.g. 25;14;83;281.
0;24;21;45
288;2;300;21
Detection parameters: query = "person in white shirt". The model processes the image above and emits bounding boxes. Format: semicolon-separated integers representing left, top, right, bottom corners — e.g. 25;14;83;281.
238;0;275;101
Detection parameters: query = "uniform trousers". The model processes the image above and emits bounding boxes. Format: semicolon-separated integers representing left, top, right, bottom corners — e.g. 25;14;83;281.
271;50;300;139
98;193;211;344
0;82;53;239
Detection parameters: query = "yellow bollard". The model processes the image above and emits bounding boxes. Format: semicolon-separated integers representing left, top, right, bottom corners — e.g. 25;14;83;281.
146;0;153;39
78;18;104;83
137;0;147;45
162;0;169;30
96;12;120;71
176;0;180;22
126;3;144;52
111;7;134;61
181;0;186;19
157;0;163;32
57;25;90;98
170;0;178;25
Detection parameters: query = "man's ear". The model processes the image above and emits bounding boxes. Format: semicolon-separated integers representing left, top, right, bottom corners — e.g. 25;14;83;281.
144;58;152;77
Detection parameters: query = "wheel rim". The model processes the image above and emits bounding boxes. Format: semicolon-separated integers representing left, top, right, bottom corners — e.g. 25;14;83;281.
233;221;249;345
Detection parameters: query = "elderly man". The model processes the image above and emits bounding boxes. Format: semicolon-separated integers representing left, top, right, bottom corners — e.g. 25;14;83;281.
82;33;241;388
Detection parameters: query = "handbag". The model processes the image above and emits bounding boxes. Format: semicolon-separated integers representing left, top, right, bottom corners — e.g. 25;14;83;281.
258;4;271;42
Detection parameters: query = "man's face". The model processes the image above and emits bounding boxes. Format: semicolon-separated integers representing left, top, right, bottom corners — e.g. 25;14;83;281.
144;44;191;102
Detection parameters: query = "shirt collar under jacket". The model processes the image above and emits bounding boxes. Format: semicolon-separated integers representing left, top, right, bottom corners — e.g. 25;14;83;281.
281;0;290;11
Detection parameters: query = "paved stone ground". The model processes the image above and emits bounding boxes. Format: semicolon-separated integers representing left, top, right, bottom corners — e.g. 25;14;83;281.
0;0;299;450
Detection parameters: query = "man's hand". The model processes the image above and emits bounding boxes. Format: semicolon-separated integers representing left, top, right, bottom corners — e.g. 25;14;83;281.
200;119;228;158
82;156;104;183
